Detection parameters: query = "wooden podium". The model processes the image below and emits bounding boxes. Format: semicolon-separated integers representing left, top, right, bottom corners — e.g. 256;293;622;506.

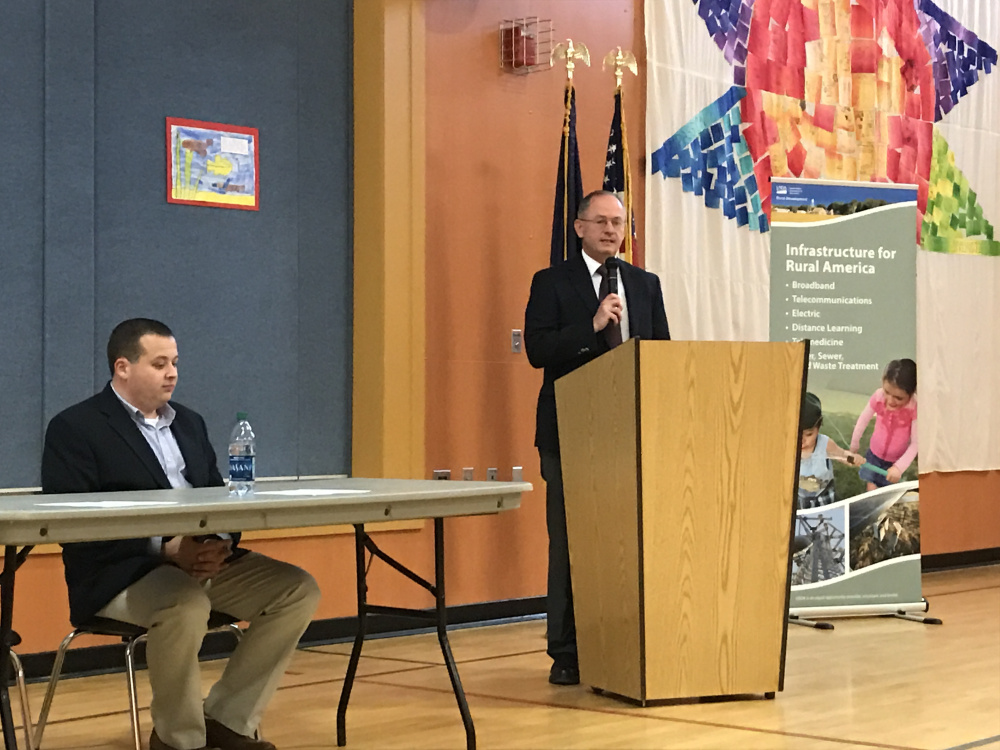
555;338;807;703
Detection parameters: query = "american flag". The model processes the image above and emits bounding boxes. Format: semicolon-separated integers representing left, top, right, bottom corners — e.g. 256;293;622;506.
550;82;583;266
603;88;635;263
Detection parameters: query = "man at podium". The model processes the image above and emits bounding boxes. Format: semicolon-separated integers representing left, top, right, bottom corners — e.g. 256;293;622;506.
524;190;670;685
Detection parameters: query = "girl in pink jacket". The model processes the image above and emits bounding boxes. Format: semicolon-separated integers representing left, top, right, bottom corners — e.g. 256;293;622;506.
851;359;917;491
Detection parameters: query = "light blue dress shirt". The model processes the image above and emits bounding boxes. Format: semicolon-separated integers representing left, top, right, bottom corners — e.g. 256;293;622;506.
110;384;229;551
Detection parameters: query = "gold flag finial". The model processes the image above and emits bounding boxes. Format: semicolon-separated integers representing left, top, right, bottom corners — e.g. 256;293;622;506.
602;47;638;90
551;39;591;81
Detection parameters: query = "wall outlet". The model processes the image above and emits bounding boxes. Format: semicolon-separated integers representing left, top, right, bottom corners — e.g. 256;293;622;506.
432;469;451;480
462;467;475;481
486;467;498;481
512;465;523;482
511;329;523;353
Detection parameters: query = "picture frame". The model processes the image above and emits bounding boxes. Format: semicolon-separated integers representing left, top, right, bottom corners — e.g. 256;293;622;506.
166;117;259;210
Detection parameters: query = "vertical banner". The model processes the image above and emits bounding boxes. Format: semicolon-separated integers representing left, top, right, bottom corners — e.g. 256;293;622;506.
769;178;924;615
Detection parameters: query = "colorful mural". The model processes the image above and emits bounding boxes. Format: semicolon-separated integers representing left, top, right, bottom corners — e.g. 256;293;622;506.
651;0;998;254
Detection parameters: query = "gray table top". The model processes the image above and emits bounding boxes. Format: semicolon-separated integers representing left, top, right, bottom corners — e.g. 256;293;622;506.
0;478;532;546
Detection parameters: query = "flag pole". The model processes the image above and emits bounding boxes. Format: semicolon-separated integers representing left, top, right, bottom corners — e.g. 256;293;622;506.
620;86;633;263
603;47;638;264
562;83;572;262
550;40;591;264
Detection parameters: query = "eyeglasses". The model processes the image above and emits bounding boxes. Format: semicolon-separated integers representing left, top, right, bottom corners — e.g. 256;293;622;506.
578;216;626;229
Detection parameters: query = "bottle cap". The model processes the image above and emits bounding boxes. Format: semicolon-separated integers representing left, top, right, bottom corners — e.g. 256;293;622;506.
237;411;248;420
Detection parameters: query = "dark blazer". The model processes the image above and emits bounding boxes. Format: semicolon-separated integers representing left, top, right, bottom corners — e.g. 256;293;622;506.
41;383;240;626
524;255;671;454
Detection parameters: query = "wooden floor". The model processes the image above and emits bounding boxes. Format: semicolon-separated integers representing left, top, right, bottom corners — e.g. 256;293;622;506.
12;565;1000;750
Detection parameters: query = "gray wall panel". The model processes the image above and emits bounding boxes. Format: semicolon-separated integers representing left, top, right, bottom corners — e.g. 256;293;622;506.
0;0;352;487
43;0;97;422
296;0;353;475
93;1;302;476
0;2;45;487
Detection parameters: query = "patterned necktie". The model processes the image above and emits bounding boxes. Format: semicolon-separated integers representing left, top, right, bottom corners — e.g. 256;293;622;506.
597;265;623;349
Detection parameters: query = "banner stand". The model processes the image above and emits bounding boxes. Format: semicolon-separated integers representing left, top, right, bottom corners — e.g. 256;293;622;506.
789;602;941;628
768;179;937;629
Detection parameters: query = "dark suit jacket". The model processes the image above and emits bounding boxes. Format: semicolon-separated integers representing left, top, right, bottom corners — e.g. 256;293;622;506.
524;255;671;454
41;383;241;626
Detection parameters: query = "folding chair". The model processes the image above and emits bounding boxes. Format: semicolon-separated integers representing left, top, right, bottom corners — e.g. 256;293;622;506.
33;613;243;750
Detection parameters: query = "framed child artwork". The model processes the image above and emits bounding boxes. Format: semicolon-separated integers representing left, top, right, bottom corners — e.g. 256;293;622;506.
166;117;259;210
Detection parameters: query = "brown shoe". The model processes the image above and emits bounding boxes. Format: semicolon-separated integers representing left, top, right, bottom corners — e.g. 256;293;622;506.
204;717;276;750
149;730;217;750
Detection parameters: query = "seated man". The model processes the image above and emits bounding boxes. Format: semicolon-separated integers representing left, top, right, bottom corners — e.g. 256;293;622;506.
42;318;320;750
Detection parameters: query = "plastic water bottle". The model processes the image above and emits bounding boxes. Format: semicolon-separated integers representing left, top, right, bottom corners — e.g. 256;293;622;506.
228;412;256;497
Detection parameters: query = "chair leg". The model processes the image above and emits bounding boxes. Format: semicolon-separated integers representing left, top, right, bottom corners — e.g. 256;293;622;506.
125;635;145;750
34;629;86;749
8;651;35;750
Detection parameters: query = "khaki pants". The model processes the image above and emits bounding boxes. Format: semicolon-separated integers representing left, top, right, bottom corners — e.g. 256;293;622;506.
97;551;320;750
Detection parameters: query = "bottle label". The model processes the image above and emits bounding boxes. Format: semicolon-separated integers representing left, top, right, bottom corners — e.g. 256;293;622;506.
229;455;256;482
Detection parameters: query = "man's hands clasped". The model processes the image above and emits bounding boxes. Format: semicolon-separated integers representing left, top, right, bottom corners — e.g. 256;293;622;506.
163;536;231;581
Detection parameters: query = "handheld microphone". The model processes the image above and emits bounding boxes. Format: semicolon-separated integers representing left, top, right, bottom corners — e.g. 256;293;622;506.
604;258;618;295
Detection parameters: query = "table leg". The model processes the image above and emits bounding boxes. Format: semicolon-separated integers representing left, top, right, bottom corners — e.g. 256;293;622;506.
1;546;19;750
433;518;475;750
336;525;368;747
335;520;476;750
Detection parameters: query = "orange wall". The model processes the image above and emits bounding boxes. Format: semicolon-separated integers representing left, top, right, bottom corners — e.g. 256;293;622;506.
920;471;1000;555
422;0;647;605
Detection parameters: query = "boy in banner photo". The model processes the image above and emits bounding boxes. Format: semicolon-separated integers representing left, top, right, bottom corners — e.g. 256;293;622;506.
798;392;863;509
851;359;918;491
